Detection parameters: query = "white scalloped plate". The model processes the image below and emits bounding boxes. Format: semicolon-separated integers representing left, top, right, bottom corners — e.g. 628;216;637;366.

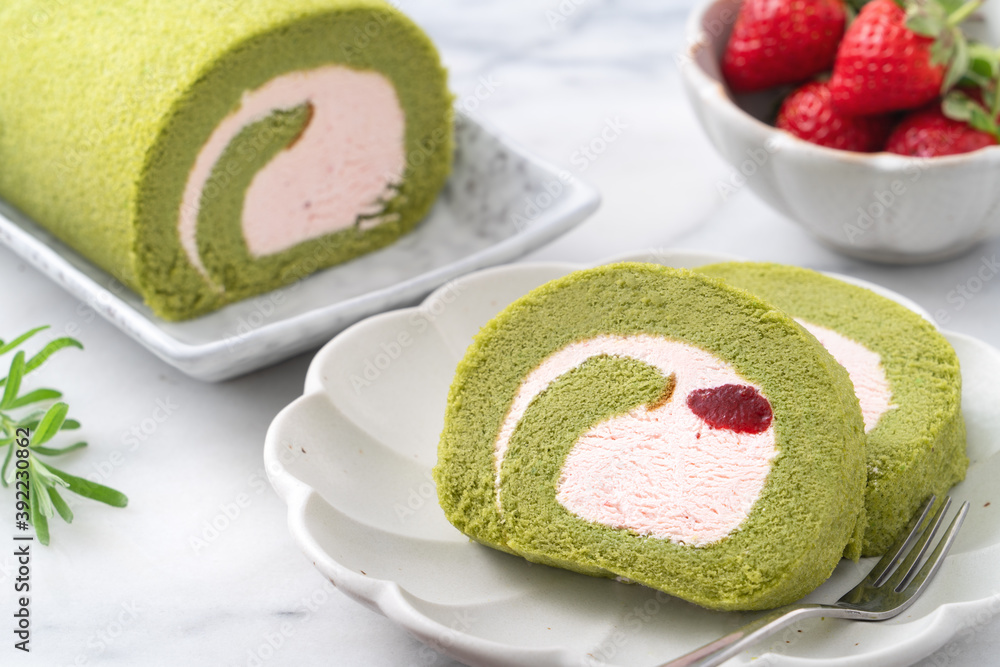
265;250;1000;667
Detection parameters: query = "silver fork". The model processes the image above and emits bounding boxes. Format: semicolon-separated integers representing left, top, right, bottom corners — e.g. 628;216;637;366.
661;495;970;667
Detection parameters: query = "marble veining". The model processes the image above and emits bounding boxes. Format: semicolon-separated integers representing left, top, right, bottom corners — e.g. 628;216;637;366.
0;2;997;666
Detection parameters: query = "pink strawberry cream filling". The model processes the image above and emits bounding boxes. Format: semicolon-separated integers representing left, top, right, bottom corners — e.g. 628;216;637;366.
178;66;406;279
796;320;894;432
494;335;778;547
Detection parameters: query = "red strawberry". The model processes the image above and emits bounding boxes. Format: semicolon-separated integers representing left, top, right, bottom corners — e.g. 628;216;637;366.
829;0;969;116
886;103;999;156
722;0;847;93
777;81;895;151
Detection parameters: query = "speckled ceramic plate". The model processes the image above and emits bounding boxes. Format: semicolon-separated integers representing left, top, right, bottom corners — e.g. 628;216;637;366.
266;250;998;667
0;112;599;381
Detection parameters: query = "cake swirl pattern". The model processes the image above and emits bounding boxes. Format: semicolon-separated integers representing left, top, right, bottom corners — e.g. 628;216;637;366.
180;66;407;284
493;335;778;546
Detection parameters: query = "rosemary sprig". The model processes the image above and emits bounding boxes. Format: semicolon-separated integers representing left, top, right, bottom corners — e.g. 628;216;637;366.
0;326;127;545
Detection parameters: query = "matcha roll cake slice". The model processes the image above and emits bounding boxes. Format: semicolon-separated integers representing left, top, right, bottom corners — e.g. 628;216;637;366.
697;262;968;557
435;263;867;611
0;0;452;320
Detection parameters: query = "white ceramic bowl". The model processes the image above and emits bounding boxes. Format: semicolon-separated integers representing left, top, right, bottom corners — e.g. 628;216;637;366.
680;0;1000;264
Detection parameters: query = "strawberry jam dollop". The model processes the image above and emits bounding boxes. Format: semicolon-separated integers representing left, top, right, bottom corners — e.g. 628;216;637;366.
686;384;773;434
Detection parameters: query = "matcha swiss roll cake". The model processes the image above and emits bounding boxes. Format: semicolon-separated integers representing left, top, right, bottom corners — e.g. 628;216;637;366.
0;0;452;320
435;263;867;611
698;262;967;557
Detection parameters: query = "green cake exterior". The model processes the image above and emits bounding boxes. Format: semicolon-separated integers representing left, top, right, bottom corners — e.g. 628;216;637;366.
698;262;968;557
435;263;867;611
0;0;453;320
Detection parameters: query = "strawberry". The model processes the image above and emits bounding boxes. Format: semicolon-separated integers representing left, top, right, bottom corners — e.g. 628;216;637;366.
722;0;847;93
886;100;999;156
829;0;979;116
776;81;895;151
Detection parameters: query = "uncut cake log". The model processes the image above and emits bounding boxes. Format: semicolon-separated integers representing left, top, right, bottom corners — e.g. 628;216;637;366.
698;262;968;556
0;0;452;320
435;263;867;611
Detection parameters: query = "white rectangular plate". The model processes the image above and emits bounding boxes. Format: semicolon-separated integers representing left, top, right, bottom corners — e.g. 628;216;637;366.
0;113;599;381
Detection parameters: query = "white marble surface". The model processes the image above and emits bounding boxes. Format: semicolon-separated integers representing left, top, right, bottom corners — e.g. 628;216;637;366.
0;1;997;665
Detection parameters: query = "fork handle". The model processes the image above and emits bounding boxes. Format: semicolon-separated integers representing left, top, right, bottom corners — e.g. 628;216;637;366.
659;604;828;667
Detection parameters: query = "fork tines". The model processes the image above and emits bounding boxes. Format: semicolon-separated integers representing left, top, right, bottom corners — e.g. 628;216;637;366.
862;495;970;597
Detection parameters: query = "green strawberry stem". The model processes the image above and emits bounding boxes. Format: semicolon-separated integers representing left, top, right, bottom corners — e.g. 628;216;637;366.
991;55;1000;119
943;90;1000;141
946;0;982;27
944;41;1000;140
902;0;985;92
